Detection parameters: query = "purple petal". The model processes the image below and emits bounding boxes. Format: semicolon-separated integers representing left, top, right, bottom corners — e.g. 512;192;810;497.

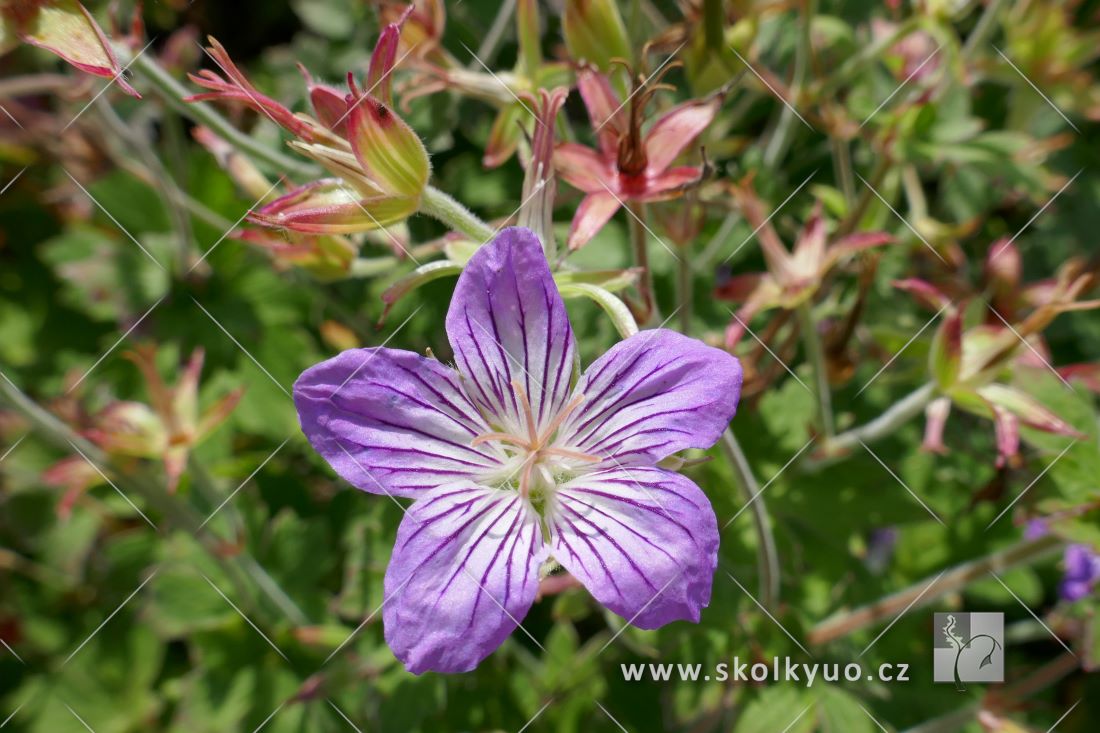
1023;517;1049;540
294;348;505;497
547;467;719;628
557;329;742;466
1064;544;1100;583
383;483;549;673
446;227;576;436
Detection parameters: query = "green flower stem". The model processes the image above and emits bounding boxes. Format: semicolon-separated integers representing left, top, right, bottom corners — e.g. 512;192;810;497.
830;137;856;206
627;201;660;325
797;303;835;439
0;373;309;626
123;47;320;179
419;185;496;242
719;428;780;610
94;96;194;272
837;154;890;236
808;532;1062;646
677;250;693;335
806;382;936;471
962;0;1008;61
762;0;815;167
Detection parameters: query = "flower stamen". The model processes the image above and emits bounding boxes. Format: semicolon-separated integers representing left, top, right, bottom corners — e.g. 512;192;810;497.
541;446;602;463
472;384;595;497
510;380;540;445
471;431;531;449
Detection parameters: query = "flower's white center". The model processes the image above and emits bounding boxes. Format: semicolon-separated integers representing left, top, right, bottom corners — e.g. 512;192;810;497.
472;380;601;499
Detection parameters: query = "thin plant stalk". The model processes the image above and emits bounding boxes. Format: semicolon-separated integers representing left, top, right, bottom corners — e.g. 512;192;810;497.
962;0;1009;60
719;428;780;609
762;0;816;167
806;382;936;470
837;154;890;236
419;185;496;242
677;250;693;335
797;302;835;439
124;47;320;179
627;201;659;325
94;96;194;273
807;532;1061;645
830;137;856;206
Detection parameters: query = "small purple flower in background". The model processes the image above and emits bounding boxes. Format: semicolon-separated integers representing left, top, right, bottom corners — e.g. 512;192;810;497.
294;227;742;673
1060;545;1100;602
1021;518;1100;602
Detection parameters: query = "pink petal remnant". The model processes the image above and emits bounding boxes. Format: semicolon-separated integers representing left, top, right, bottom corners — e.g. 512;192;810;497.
294;228;743;674
187;37;314;138
5;0;140;97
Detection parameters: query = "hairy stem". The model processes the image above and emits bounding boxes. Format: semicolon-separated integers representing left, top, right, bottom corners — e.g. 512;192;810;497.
797;302;835;439
719;428;781;609
805;383;936;470
808;533;1061;645
419;185;496;242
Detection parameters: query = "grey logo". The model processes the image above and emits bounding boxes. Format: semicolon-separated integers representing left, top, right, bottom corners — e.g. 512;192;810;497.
933;612;1004;689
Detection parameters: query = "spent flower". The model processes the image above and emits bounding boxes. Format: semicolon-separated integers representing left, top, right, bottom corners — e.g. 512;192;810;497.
43;345;242;508
899;252;1095;467
716;185;892;350
294;227;742;673
554;64;722;250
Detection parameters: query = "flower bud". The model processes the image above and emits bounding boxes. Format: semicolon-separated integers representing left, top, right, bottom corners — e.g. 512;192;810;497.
346;96;430;199
929;307;962;389
248;179;418;235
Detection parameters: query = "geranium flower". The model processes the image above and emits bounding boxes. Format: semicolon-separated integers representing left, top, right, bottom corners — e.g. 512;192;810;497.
294;227;742;673
554;66;721;250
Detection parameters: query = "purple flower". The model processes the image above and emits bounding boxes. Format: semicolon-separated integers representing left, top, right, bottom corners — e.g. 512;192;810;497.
1023;517;1049;540
1060;545;1100;602
294;227;742;673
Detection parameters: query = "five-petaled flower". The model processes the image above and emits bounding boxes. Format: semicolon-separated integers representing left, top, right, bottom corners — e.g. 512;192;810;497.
294;227;742;673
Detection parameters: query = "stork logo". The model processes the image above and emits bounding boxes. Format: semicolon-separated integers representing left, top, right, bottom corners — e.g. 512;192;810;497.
933;612;1004;689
